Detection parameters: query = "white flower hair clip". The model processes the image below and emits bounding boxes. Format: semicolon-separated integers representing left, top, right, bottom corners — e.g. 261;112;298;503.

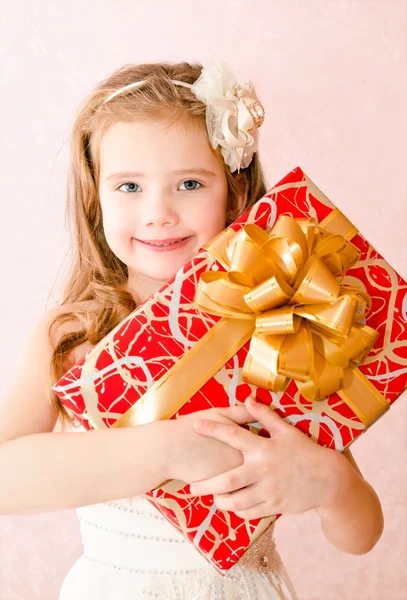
183;62;265;173
101;61;265;173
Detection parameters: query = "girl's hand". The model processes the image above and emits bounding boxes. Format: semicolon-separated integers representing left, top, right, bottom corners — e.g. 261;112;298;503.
168;403;254;485
188;396;342;519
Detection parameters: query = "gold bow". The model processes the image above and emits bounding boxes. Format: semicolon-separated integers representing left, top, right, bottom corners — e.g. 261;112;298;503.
193;213;389;426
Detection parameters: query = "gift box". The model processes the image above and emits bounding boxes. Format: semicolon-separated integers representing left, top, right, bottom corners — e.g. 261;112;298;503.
53;166;407;575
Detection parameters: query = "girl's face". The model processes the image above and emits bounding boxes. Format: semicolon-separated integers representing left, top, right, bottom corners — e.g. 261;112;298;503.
98;119;236;302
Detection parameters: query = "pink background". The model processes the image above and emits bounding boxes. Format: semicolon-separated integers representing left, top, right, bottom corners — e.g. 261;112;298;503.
0;0;406;598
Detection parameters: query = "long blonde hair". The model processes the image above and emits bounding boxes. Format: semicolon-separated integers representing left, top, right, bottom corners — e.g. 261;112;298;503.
49;61;268;430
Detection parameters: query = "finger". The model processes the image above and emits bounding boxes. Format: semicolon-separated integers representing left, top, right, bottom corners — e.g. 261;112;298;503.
189;463;252;496
244;396;288;433
193;419;254;452
215;402;256;424
234;501;273;521
213;483;261;513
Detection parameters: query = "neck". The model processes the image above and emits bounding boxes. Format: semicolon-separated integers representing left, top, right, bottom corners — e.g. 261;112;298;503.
126;272;166;305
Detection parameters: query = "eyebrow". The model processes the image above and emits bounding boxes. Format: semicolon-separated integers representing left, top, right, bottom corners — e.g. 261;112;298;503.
104;168;218;182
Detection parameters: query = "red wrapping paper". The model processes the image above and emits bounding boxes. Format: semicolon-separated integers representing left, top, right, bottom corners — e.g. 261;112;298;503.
53;166;407;574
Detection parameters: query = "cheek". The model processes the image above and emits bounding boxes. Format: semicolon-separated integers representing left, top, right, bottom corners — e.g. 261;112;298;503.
101;205;131;238
100;209;135;260
205;202;228;234
199;191;228;230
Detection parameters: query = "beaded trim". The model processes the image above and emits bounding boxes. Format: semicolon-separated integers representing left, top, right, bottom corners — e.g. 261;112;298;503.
84;556;204;576
78;515;187;544
103;500;167;522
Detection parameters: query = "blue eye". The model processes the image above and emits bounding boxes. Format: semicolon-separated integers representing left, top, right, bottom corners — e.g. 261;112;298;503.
118;182;140;193
179;180;203;191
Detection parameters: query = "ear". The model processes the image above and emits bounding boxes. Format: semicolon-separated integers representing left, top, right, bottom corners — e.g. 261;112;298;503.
226;172;249;222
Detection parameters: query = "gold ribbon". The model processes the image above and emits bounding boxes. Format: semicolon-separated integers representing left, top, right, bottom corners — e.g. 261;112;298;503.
112;209;389;432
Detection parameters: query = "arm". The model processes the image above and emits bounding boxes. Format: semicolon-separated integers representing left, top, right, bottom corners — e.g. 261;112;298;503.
0;405;253;516
315;447;384;555
0;421;172;515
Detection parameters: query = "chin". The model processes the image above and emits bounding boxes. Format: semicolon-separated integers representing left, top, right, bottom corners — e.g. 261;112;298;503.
135;264;183;283
131;251;199;283
151;267;182;282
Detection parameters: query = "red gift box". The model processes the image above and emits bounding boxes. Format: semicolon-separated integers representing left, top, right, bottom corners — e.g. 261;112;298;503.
53;167;407;575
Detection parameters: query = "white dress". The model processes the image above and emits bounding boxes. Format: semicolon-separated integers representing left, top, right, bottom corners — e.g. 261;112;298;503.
59;493;298;599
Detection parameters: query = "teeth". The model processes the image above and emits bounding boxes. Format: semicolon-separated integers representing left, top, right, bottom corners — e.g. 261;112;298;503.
146;238;185;247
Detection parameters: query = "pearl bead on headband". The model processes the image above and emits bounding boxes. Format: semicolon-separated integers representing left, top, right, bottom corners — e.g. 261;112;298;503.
100;62;265;173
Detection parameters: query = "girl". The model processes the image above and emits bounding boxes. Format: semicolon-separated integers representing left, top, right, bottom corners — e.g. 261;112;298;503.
0;61;384;600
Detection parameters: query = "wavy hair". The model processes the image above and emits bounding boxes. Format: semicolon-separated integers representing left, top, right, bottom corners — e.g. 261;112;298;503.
49;61;268;430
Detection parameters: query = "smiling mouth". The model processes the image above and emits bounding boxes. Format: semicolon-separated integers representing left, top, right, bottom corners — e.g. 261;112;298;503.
137;237;190;247
134;236;193;251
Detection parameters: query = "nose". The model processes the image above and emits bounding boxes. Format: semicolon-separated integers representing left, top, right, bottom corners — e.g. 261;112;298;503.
140;192;180;228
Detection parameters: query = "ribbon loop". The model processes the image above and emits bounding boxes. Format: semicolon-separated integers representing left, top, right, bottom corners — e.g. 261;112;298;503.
276;320;314;382
292;256;340;304
255;306;301;335
263;216;309;285
294;293;358;338
244;275;294;313
194;271;254;318
298;349;344;402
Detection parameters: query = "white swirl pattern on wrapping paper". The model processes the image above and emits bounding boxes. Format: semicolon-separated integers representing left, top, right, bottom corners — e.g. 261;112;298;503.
266;197;278;230
402;291;407;322
285;413;344;450
268;390;287;413
240;196;277;230
192;502;218;550
52;356;154;394
167;266;198;347
227;354;240;407
365;367;407;381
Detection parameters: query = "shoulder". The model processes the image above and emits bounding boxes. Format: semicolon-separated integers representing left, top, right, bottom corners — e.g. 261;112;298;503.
15;300;100;376
0;300;96;442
